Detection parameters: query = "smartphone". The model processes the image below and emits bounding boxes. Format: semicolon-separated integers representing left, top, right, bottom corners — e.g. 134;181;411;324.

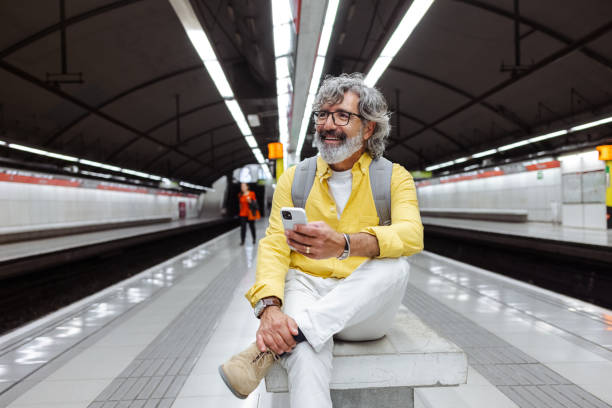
280;207;308;231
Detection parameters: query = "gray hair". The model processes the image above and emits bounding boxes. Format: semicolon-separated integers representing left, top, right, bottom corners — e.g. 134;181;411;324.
313;73;391;159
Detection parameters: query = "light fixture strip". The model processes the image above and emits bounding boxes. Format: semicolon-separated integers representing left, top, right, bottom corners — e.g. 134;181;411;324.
364;0;435;86
295;0;341;159
422;113;612;172
79;159;121;172
169;0;262;165
8;143;79;162
272;0;295;169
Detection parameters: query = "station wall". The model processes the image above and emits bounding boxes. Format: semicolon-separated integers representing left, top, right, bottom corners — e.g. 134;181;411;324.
416;167;562;222
0;171;227;232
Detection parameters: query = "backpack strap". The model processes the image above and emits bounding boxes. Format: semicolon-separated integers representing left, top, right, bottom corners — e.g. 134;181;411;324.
369;157;393;226
291;156;318;208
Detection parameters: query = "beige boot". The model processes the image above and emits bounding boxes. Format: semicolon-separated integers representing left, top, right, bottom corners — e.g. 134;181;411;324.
219;342;278;399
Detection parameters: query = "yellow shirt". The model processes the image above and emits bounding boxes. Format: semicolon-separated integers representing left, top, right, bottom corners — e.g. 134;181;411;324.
245;153;423;307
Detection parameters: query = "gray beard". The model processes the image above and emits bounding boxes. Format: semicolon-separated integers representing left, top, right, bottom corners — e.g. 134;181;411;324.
313;127;365;164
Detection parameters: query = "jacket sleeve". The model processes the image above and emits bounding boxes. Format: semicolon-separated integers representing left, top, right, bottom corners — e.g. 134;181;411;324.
361;164;424;258
244;166;296;307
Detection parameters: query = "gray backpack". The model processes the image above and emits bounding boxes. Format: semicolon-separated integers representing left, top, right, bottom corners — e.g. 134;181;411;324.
291;156;393;226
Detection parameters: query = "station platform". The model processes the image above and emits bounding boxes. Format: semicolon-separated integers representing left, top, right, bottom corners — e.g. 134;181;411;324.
421;217;612;248
1;222;611;408
0;217;232;278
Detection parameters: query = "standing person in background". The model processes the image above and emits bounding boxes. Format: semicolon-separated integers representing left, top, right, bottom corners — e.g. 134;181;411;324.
239;182;260;245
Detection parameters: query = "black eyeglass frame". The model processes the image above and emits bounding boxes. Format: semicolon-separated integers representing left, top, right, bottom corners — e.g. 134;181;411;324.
312;110;365;126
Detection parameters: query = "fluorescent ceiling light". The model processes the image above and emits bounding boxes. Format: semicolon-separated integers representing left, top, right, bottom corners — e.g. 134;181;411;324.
81;170;113;179
148;175;162;181
204;60;233;98
498;139;531;151
295;0;341;160
296;93;316;155
275;56;290;79
277;77;293;95
244;135;258;148
365;0;435;86
454;157;468;164
528;129;567;143
273;25;292;56
9;143;78;162
121;168;151;178
252;148;265;164
79;158;121;172
317;0;340;57
225;99;251;136
170;0;258;155
570;115;612;132
271;0;292;25
364;57;392;88
472;149;498;158
0;140;6;146
179;181;212;191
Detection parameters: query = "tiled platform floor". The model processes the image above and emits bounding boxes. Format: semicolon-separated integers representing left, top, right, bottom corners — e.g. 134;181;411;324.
1;221;611;407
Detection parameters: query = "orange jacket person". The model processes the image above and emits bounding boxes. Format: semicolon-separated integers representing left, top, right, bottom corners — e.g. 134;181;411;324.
239;182;260;245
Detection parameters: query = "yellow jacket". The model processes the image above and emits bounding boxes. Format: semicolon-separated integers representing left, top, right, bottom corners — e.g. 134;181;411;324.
245;153;423;307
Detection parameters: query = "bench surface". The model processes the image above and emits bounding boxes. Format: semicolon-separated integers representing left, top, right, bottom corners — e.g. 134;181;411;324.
265;306;468;392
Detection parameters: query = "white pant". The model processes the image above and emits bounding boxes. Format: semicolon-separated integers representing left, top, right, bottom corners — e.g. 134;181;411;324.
279;258;410;408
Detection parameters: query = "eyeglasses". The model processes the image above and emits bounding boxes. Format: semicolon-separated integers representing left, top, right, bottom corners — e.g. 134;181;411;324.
312;110;364;126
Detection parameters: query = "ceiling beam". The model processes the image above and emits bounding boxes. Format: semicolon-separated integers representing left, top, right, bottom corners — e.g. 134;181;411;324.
104;99;227;161
389;66;531;133
388;20;612;151
0;59;214;173
396;110;468;152
171;133;251;176
44;64;203;146
454;0;612;73
142;122;235;170
0;0;145;59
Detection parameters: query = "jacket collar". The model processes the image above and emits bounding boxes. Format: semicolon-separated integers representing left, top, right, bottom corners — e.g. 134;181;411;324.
315;152;373;181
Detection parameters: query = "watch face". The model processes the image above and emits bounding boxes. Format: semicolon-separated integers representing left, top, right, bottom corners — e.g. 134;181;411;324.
254;301;264;317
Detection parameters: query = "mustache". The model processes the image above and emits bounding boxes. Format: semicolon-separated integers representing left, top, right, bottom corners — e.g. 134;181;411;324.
318;130;347;140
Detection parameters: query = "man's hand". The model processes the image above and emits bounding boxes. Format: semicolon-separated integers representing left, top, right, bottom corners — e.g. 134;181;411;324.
256;306;299;354
285;221;345;259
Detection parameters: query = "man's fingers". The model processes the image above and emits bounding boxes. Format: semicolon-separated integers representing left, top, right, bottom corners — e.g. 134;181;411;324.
278;326;296;349
288;318;299;336
256;333;266;352
272;331;293;354
293;224;318;237
263;333;282;355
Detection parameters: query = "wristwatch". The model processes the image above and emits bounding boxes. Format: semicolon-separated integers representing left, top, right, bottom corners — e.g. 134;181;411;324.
254;296;281;319
337;233;351;261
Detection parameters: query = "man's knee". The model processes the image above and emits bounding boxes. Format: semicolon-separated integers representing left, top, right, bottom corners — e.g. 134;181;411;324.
283;341;333;376
365;257;410;286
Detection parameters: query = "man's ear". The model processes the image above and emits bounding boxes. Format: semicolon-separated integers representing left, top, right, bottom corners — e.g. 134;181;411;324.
363;121;376;140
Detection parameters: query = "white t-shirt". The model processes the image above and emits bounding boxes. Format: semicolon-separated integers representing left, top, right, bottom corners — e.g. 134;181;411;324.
327;169;353;217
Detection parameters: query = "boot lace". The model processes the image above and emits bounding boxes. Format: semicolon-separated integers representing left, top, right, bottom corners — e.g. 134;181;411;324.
251;350;278;368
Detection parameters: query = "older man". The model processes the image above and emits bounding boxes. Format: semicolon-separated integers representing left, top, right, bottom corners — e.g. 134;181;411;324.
219;73;423;407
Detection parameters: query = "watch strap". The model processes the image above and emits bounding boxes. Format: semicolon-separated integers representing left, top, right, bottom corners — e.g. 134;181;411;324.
337;233;350;260
255;296;281;318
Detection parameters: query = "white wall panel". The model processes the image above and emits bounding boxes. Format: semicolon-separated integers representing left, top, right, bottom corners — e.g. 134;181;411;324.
583;204;606;229
417;167;562;222
562;204;583;227
0;181;205;230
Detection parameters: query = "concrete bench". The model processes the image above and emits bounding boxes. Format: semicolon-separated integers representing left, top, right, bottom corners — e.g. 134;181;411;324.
420;208;528;222
265;306;467;408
